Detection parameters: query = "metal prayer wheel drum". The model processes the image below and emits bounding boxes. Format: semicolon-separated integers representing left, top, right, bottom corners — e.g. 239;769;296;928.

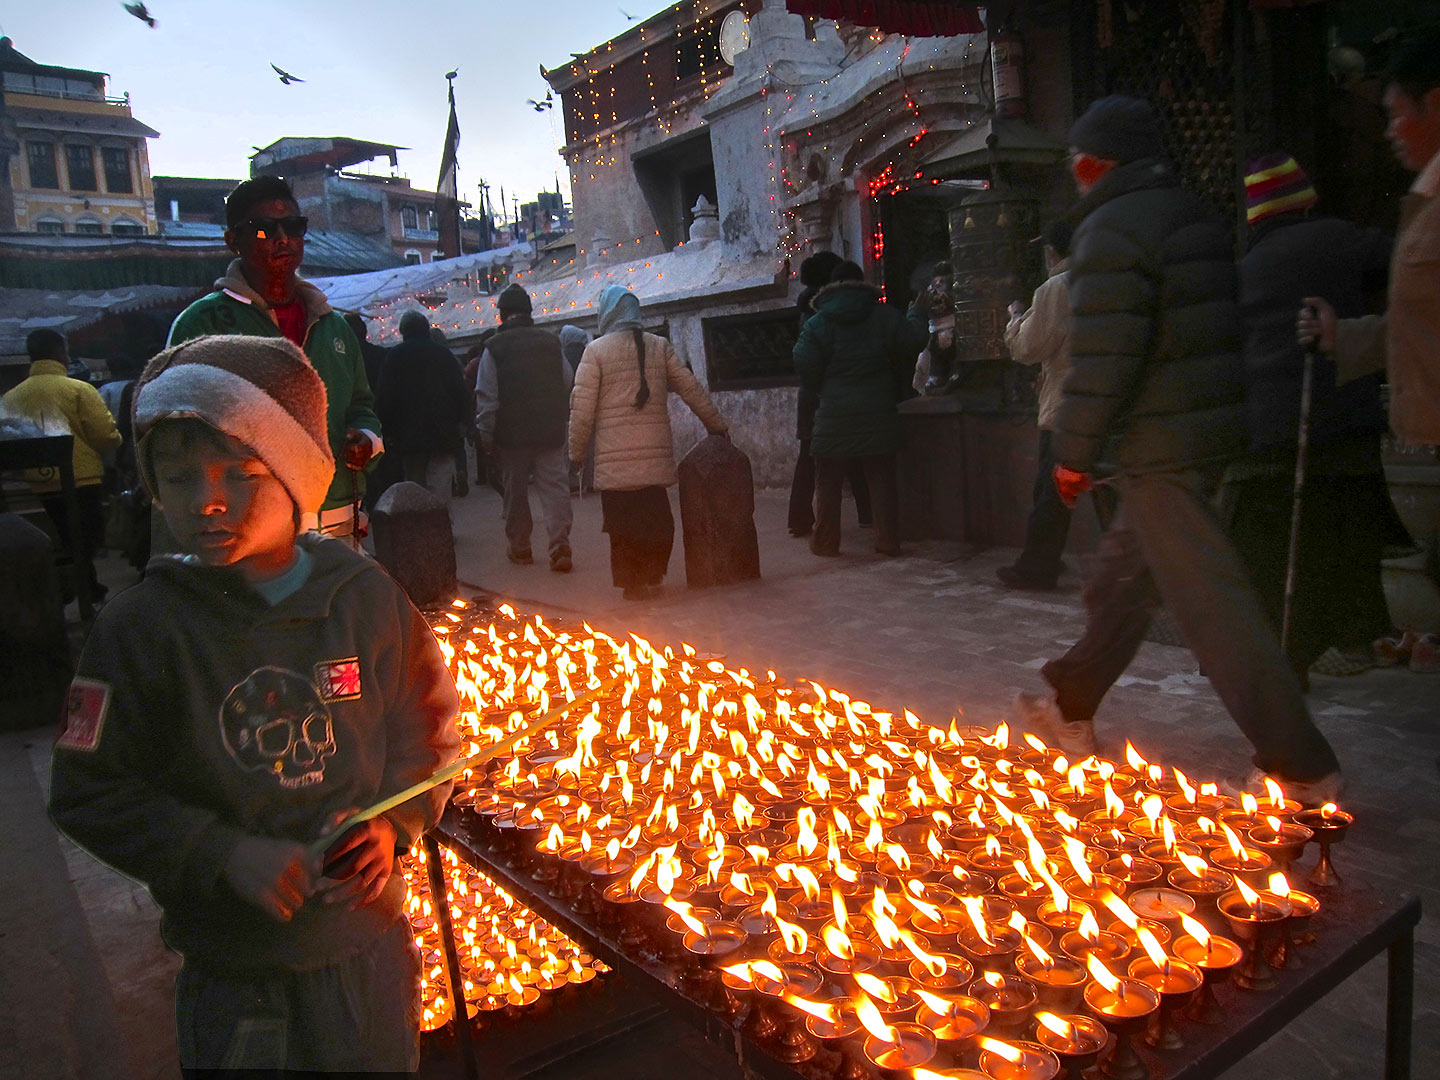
947;189;1042;364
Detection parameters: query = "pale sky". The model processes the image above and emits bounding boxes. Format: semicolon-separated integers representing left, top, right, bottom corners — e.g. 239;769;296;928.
1;0;676;212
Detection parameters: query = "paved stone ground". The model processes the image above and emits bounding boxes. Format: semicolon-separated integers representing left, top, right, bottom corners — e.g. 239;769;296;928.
5;485;1435;1079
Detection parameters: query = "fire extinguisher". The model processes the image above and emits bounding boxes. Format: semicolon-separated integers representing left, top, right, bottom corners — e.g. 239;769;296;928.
990;28;1027;120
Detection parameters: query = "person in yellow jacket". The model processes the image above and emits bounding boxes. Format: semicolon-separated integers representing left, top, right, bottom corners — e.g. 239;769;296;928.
3;328;122;599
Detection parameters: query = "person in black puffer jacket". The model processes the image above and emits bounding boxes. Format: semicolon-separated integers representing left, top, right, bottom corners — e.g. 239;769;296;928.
1224;153;1405;682
376;311;470;503
1016;97;1342;806
787;251;872;537
793;261;929;558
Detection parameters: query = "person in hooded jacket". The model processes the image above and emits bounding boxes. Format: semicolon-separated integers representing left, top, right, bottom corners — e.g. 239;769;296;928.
568;286;728;599
787;251;872;538
792;261;929;559
1014;96;1342;807
1225;154;1401;683
376;311;470;503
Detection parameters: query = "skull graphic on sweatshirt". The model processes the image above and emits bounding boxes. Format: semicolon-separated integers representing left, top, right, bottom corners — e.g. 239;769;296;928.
220;667;336;789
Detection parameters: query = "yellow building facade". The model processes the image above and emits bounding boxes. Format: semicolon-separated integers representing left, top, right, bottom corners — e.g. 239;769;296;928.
2;41;159;236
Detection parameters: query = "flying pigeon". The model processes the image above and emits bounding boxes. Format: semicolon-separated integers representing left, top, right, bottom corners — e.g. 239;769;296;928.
619;6;637;19
526;98;552;112
270;63;304;85
123;2;156;27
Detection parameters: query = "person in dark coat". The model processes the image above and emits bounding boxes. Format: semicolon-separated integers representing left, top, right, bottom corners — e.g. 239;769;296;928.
1015;96;1342;806
344;312;389;395
787;251;872;537
1225;154;1403;683
475;284;574;571
376;311;469;502
793;261;928;558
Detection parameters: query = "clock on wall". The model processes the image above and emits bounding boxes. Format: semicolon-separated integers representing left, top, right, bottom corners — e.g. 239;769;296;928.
718;10;751;66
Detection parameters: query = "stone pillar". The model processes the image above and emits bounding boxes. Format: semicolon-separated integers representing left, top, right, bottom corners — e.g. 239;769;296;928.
370;482;458;608
677;435;761;588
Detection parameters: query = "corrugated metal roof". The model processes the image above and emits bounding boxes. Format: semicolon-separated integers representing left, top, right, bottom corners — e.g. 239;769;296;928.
10;104;160;139
157;220;404;275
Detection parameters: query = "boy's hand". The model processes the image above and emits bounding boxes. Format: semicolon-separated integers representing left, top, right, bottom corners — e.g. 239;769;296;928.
222;836;315;922
315;815;398;910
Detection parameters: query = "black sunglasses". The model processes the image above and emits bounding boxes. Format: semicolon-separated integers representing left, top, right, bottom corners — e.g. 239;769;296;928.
240;215;309;240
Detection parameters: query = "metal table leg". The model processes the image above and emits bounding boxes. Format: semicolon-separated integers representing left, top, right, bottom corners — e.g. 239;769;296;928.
423;832;479;1080
1385;929;1414;1080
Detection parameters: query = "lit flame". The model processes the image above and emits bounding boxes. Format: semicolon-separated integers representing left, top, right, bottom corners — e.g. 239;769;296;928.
1263;777;1287;808
663;899;707;938
1037;1011;1078;1043
984;971;1006;990
822;923;855;960
1267;871;1292;898
1086;953;1122;994
901;930;947;977
1021;933;1054;969
853;971;898;1004
960;896;995;946
1320;801;1339;819
1177;851;1211;878
1220;822;1247;860
1235;878;1261;906
1175;768;1196;803
1124;741;1147;771
914;986;956;1015
782;993;838;1024
1179;913;1211;946
978;1037;1024;1063
1241;792;1259;816
1136;927;1169;969
853;994;898;1043
775;916;809;955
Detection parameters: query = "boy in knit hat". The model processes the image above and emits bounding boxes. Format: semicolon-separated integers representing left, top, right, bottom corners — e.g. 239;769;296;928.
49;334;461;1074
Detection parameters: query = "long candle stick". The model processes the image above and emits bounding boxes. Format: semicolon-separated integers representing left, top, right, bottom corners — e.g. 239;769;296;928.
309;676;621;857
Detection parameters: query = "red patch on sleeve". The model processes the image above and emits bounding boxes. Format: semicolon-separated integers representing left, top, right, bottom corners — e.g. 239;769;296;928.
314;658;362;702
58;678;111;752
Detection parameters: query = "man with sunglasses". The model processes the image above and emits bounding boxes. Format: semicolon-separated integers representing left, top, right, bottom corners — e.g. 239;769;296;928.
168;176;383;543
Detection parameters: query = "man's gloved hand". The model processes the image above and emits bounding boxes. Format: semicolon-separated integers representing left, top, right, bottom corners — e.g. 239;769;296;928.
343;428;374;470
1053;464;1092;508
221;835;316;922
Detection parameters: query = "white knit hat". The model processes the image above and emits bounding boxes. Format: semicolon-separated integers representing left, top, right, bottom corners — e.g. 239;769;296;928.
134;334;333;516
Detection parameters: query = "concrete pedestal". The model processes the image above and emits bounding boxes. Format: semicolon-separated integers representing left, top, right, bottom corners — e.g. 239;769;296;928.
371;482;458;608
897;396;1100;553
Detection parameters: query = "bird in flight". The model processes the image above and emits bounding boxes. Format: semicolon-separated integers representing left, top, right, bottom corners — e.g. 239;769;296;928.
123;2;156;27
270;63;305;85
526;94;553;112
619;6;638;19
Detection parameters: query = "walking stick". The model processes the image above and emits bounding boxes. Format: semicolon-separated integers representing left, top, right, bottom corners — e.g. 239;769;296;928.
308;674;620;860
1280;334;1318;655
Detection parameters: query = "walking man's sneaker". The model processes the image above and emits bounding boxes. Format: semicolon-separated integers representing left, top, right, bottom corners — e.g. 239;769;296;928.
550;547;572;573
507;547;533;565
1012;691;1099;759
1220;767;1345;810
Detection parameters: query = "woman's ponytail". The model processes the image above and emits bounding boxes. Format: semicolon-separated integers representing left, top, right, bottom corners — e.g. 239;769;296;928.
632;327;650;408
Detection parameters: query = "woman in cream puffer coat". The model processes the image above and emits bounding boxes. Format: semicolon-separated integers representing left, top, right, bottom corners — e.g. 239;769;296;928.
568;286;727;597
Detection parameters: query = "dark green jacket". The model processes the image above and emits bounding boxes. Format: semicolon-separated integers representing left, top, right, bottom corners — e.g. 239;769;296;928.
1053;158;1247;475
168;263;382;511
793;282;929;458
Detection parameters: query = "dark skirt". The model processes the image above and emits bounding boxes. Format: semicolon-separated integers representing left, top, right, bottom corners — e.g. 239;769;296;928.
601;486;674;588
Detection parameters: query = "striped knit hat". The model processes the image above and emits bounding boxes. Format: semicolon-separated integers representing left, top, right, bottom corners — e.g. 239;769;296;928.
133;334;333;515
1245;153;1318;225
